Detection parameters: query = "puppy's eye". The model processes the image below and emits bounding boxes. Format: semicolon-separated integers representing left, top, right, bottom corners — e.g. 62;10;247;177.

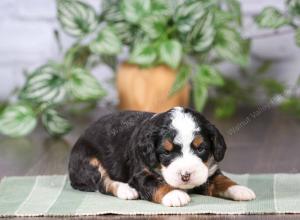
163;139;173;152
196;144;206;153
191;135;203;149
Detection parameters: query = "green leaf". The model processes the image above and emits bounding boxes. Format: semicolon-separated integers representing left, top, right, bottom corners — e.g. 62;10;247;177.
121;0;151;24
101;0;124;23
174;1;206;33
129;42;157;66
197;65;224;86
111;21;133;44
67;68;106;101
64;45;91;67
225;0;242;25
20;65;66;103
214;97;236;119
0;104;37;137
0;102;6;114
193;75;208;112
169;66;190;97
261;79;285;97
57;0;98;37
280;97;300;118
256;60;272;74
101;1;134;44
151;0;170;16
215;28;250;67
255;7;289;29
214;10;234;27
287;0;300;17
188;12;215;52
89;27;122;55
41;108;72;136
159;40;182;69
140;16;167;39
295;28;300;47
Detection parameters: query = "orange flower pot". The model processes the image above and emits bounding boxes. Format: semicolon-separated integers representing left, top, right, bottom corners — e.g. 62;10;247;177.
116;63;190;113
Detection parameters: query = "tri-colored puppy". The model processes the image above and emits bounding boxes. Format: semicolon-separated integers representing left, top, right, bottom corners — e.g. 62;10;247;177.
69;107;255;206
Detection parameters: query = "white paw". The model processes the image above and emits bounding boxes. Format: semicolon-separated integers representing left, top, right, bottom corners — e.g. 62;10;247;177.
161;190;191;207
223;185;256;201
116;183;139;200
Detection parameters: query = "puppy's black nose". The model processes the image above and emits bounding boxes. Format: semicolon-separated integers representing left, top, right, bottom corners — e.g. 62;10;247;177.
181;173;191;182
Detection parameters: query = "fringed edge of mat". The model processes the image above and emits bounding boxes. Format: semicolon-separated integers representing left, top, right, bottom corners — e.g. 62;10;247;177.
1;210;300;217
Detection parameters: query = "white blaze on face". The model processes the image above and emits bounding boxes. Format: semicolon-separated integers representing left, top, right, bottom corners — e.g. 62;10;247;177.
161;107;208;189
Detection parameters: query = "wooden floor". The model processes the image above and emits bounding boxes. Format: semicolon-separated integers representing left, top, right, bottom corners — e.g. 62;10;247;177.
0;106;299;220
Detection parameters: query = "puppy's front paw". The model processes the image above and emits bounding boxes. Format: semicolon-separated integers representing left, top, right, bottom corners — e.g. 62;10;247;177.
161;190;191;207
116;183;139;200
223;185;256;201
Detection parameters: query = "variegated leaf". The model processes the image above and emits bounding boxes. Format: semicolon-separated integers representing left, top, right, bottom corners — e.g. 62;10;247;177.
0;104;37;137
189;12;215;52
287;0;300;16
197;65;224;86
225;0;242;25
255;7;289;29
140;16;166;39
112;22;133;44
102;0;124;23
57;0;98;37
121;0;151;24
89;27;122;55
129;42;157;66
169;66;190;96
295;28;300;47
174;1;206;33
193;79;208;112
41;109;72;136
151;0;170;16
159;40;182;69
215;28;249;67
20;65;66;103
67;68;106;101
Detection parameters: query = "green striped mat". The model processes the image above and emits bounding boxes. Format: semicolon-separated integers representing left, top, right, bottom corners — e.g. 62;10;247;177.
0;173;299;217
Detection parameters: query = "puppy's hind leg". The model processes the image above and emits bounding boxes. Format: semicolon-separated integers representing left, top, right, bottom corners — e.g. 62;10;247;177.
69;156;138;199
97;161;139;200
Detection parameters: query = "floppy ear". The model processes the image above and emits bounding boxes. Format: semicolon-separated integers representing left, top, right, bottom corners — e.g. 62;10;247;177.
206;123;227;162
135;124;159;168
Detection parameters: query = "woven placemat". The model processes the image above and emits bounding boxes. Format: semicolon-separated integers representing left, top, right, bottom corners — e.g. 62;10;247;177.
0;173;299;217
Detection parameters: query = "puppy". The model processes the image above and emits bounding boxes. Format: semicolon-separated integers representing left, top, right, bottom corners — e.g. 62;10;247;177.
69;107;255;207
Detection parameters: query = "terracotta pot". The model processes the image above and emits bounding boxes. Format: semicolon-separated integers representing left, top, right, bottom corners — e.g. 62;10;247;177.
116;63;190;112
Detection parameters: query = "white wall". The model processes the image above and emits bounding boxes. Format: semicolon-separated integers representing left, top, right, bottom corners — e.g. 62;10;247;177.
0;0;299;102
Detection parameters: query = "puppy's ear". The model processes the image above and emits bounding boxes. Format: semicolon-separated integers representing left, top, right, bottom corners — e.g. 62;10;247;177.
206;123;227;162
135;125;159;168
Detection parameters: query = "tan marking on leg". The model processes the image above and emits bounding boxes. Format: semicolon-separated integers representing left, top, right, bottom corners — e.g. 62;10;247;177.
208;175;237;197
89;157;100;167
98;163;119;196
153;184;174;203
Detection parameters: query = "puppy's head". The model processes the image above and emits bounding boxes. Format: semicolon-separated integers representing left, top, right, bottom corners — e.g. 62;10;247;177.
138;107;226;189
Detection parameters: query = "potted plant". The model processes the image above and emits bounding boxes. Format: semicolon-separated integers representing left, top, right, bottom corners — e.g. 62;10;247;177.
5;0;299;137
0;0;249;137
101;0;249;112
